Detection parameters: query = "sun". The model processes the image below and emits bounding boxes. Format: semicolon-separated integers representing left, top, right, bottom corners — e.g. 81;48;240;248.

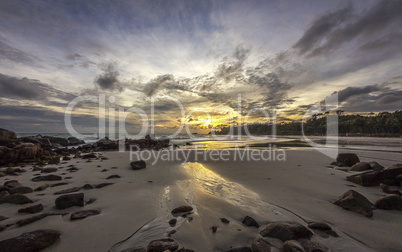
203;119;213;127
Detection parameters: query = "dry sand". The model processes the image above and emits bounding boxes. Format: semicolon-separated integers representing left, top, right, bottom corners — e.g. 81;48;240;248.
0;147;401;251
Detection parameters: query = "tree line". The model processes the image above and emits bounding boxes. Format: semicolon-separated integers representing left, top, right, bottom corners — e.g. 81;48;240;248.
212;111;401;137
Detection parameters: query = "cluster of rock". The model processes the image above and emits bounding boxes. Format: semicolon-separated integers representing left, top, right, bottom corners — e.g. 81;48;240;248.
330;153;402;217
0;128;170;167
121;204;335;252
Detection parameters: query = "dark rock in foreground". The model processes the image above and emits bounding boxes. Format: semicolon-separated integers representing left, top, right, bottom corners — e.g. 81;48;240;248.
380;183;402;196
242;215;259;228
9;186;33;195
347;165;402;186
336;153;360;167
333;190;373;217
70;209;101;220
282;240;305;252
251;237;273;252
147;238;179;252
55;193;84;209
350;162;371;172
0;229;60;252
259;221;313;241
374;195;402;210
0;194;33;205
298;238;328;252
130;160;146;170
171;205;193;214
18;204;44;214
32;174;62;182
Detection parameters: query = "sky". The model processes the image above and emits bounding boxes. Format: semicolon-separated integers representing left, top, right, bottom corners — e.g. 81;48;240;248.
0;0;401;134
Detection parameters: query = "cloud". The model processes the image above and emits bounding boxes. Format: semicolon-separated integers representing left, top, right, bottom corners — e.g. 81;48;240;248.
0;38;38;65
214;45;250;82
94;63;124;92
143;74;175;97
335;85;380;103
293;6;352;55
294;1;402;57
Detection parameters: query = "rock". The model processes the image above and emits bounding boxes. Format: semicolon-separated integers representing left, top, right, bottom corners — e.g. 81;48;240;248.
41;167;58;173
171;205;193;214
333;190;373;217
283;240;306;252
212;226;218;233
225;247;253;252
130;160;146;170
9;186;33;195
34;183;50;191
368;161;384;171
51;182;69;187
336;153;360;167
0;229;60;251
82;153;97;159
298;238;328;252
380;183;402;196
251;237;273;252
13;143;43;163
350;162;372;172
54;187;81;195
307;221;332;231
18;204;44;214
347;166;402;187
62;156;71;161
374;195;402;210
86;198;96;205
220;218;230;224
95;183;114;189
169;218;177;227
106;175;121;179
176;249;195;252
0;194;34;205
16;213;61;227
4;180;22;189
82;184;94;189
70;209;101;220
32;174;62;182
0;128;17;139
242;215;259;228
0;191;9;201
55;193;84;209
0;216;8;222
396;174;402;186
147;238;179;252
259;221;313;241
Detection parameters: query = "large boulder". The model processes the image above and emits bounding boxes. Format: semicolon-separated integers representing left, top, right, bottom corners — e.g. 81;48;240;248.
350;162;372;172
130;160;146;170
55;193;84;209
259;221;313;241
19;137;52;148
336;153;360;167
13;143;43;163
0;128;16;139
374;195;402;210
0;229;60;251
333;190;373;217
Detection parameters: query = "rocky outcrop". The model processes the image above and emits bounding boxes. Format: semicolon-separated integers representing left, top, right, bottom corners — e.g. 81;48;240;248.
347;164;402;186
0;128;17;140
68;137;85;145
43;136;70;146
0;229;60;251
333;190;373;217
350;162;372;172
0;143;43;165
259;221;313;241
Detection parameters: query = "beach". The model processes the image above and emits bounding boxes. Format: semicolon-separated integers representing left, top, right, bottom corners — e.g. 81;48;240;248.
0;143;401;251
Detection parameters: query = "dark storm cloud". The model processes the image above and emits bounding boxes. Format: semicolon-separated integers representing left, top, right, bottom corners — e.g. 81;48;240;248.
294;1;402;57
143;74;175;97
293;6;352;55
0;73;77;105
375;92;402;105
94;63;124;92
335;85;380;103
